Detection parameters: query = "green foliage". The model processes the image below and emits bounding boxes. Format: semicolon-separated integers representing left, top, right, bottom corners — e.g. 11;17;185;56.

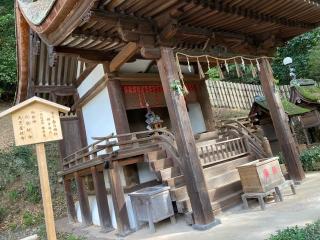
0;146;36;191
22;211;43;227
25;182;41;204
0;0;16;100
268;220;320;240
272;28;320;85
0;206;7;223
206;65;260;84
299;146;320;171
8;189;19;202
308;45;320;82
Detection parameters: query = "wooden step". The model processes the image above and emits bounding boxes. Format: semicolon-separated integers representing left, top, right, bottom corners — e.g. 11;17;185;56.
211;190;243;214
170;186;188;201
146;150;167;162
176;198;192;213
203;155;253;179
206;169;240;189
208;181;243;202
164;175;185;188
160;167;181;181
150;158;173;171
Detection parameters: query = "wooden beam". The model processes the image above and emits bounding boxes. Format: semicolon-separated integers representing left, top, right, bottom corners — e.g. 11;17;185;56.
258;58;305;182
74;64;98;87
196;80;215;131
91;167;114;231
156;47;215;227
75;77;107;108
74;172;92;225
114;73;200;82
54;46;116;61
110;42;139;72
140;47;161;59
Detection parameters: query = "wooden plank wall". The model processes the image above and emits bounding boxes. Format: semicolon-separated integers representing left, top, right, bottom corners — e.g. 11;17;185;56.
207;81;290;110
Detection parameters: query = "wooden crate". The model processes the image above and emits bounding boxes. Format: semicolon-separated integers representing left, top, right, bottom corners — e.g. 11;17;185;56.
237;157;285;193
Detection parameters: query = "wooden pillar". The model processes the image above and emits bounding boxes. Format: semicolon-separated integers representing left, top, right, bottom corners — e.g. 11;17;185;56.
196;80;215;131
262;137;273;157
91;167;113;232
104;72;132;235
157;47;215;227
63;178;77;223
107;162;131;236
259;58;305;182
74;172;92;225
106;78;130;134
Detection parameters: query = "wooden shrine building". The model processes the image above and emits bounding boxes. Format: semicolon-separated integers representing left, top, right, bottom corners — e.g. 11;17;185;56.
14;0;320;236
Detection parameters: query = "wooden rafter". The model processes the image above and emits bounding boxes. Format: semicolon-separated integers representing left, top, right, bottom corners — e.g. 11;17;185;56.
109;42;139;72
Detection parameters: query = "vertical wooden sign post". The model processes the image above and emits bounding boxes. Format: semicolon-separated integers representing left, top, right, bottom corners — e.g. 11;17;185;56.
0;97;70;240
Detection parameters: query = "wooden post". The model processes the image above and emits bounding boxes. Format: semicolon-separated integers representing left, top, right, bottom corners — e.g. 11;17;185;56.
91;167;114;232
258;58;305;182
157;47;216;227
63;178;77;223
107;162;131;236
262;137;273;157
196;80;215;131
35;143;57;240
74;172;92;225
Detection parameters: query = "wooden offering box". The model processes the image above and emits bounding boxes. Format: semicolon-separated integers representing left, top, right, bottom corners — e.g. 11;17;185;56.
237;157;285;193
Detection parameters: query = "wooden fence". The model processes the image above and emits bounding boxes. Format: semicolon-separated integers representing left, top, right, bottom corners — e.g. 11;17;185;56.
207;81;291;110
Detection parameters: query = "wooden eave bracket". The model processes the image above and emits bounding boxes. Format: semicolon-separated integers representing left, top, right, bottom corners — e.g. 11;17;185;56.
109;42;140;72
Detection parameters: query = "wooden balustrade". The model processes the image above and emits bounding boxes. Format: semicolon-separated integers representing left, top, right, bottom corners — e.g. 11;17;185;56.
197;137;248;166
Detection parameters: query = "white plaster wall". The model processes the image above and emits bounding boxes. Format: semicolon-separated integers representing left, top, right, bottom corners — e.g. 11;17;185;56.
81;89;117;145
187;102;206;134
75;194;137;230
77;64;105;98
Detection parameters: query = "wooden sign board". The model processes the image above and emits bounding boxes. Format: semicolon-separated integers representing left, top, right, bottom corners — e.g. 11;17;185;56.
0;96;69;146
0;97;70;240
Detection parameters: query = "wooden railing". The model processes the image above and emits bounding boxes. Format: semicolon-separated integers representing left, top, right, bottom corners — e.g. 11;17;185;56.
197;137;248;166
221;119;268;158
61;128;181;176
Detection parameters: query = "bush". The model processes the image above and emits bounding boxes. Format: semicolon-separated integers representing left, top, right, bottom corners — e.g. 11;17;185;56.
22;211;43;227
299;146;320;171
25;182;41;204
268;220;320;240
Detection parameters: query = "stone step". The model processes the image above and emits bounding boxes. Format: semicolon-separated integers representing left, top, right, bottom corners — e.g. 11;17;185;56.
150;157;174;171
